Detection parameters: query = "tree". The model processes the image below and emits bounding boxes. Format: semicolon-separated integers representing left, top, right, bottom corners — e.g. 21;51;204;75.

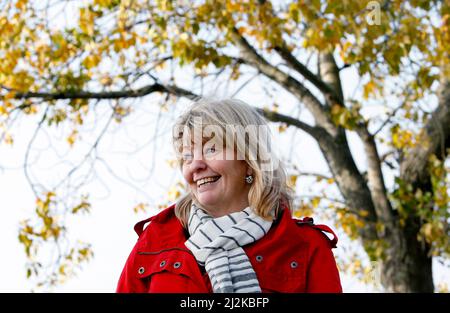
0;0;448;291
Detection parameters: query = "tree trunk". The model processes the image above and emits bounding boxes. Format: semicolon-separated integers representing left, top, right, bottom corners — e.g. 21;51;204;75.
317;56;450;292
380;221;434;292
381;76;449;292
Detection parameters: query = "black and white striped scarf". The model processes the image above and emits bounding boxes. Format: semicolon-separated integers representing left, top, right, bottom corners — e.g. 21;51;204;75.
185;203;272;293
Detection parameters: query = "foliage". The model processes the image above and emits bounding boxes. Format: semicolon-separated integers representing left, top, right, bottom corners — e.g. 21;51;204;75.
18;191;93;288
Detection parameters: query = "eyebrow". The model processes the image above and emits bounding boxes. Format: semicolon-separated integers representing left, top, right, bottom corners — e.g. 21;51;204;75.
182;136;221;147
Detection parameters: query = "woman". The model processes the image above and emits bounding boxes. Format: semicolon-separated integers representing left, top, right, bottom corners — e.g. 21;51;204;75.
116;99;342;293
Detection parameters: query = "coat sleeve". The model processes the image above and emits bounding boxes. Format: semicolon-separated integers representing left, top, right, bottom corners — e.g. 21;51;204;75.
116;240;148;293
305;230;343;293
116;217;155;293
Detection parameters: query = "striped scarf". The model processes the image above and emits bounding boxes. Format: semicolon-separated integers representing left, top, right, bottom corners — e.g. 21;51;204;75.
185;203;272;293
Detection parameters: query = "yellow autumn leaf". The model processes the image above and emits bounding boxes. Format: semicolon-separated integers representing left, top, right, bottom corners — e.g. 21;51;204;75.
67;129;78;147
4;133;14;145
94;0;113;7
100;75;113;85
46;191;56;200
0;105;8;116
74;113;84;125
59;264;66;275
363;81;376;99
133;203;149;213
72;201;91;214
24;105;38;115
278;124;287;133
166;159;178;169
360;210;369;217
311;197;321;208
168;185;181;201
294;203;314;218
82;54;101;69
288;175;298;187
79;7;95;36
179;33;189;41
421;222;433;239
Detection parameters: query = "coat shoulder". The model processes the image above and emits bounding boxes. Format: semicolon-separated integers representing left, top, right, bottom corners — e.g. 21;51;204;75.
133;203;177;237
294;217;338;249
133;203;187;252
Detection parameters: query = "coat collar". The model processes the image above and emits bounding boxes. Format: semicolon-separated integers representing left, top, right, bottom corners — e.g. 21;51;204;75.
134;202;296;252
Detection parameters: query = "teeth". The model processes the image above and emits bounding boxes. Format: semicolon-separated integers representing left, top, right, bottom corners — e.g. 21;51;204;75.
197;176;220;187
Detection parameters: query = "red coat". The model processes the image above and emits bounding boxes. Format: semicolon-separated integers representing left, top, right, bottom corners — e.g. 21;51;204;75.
116;203;342;293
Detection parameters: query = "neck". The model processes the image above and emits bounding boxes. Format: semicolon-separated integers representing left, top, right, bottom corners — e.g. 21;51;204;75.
200;200;249;218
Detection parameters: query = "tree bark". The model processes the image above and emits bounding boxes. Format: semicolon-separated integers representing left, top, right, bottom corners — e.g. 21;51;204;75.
315;55;378;225
316;56;449;292
9;83;199;101
400;77;450;183
384;76;450;292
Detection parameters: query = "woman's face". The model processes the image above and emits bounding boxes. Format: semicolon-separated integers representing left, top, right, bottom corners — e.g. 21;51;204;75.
181;139;252;217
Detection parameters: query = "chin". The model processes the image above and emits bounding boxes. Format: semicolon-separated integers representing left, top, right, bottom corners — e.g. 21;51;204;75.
197;195;220;209
198;198;217;208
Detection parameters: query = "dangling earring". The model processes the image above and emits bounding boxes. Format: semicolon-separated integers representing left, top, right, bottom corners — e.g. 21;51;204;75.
245;175;254;184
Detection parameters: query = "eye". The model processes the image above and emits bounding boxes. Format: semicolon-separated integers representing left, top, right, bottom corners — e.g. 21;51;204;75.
205;146;216;154
182;152;193;162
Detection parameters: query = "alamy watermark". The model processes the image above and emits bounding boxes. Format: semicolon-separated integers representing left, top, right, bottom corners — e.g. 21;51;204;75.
173;116;280;172
366;261;382;290
366;1;381;26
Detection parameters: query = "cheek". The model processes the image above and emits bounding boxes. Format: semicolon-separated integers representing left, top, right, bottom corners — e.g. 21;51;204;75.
222;161;246;182
181;165;192;184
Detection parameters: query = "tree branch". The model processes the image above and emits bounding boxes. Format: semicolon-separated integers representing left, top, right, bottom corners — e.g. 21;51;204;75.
6;77;324;141
274;45;344;105
229;27;336;132
6;83;200;104
255;108;322;139
400;76;450;185
255;0;343;106
24;104;50;199
294;171;333;181
356;125;395;226
373;93;413;136
318;53;345;103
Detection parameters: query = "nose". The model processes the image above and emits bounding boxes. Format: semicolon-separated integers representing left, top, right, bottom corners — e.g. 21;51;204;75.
189;151;207;176
190;157;207;173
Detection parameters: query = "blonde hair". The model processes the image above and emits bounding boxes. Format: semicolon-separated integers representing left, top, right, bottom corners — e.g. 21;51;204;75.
172;98;293;228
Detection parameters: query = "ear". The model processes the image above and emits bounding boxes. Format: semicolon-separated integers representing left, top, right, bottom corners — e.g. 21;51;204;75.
246;167;253;176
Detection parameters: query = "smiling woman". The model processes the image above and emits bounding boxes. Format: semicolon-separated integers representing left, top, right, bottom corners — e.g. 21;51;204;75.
116;99;342;293
180;131;251;219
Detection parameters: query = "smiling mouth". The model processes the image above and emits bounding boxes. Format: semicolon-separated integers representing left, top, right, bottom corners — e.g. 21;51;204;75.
197;176;221;188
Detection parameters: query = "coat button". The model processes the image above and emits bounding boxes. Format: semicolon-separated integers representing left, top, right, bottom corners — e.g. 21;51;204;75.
138;267;145;274
290;261;298;269
173;262;181;269
160;260;166;267
255;255;263;262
